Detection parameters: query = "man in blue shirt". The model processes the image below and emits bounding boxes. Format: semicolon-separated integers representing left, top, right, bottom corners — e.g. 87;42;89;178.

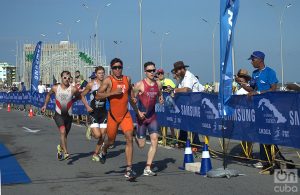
242;51;278;173
245;51;278;95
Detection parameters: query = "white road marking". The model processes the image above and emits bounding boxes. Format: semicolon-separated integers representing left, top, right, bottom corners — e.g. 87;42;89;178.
22;126;40;133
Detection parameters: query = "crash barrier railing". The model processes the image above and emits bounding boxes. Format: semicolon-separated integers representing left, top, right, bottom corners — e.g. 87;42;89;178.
1;91;300;168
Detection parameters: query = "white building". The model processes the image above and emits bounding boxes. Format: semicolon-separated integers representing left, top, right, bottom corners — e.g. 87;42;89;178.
21;41;109;88
0;62;10;82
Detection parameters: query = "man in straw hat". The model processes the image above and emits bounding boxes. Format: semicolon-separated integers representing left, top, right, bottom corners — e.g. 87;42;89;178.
172;61;204;147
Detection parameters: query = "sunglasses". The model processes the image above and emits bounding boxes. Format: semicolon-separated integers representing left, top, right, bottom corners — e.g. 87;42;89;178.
157;72;164;75
145;69;156;73
63;77;71;80
251;58;260;62
111;66;123;70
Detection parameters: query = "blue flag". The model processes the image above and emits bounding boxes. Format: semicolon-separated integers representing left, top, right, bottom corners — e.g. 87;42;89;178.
30;41;42;94
219;0;239;117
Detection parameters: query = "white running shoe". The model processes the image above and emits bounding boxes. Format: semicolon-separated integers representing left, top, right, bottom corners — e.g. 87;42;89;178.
143;168;157;176
253;162;263;169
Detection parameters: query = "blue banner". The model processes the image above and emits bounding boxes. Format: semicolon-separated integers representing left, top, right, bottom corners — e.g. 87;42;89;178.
219;0;240;116
156;92;300;149
30;41;42;95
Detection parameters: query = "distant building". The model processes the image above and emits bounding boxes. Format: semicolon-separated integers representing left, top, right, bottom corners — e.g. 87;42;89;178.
0;62;9;82
22;41;109;88
0;62;16;86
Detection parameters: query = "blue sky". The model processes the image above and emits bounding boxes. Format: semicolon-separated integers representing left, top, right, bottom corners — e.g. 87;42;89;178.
0;0;299;83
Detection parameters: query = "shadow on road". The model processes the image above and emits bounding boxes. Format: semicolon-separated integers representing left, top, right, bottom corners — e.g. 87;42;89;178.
104;157;176;178
67;151;94;165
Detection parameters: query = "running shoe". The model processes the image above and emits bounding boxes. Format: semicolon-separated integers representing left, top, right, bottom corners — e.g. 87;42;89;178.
99;152;106;164
86;126;92;140
143;168;157;176
64;153;70;160
158;140;163;145
253;162;263;169
57;144;63;160
92;154;100;162
124;168;136;180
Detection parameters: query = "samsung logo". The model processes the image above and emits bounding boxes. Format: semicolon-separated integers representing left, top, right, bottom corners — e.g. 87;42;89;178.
181;105;201;118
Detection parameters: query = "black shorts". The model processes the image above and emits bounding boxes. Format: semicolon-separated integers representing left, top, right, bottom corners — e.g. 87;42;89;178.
89;110;108;128
53;112;73;131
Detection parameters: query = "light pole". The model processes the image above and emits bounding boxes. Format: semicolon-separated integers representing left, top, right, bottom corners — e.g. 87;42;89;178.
160;32;170;69
138;0;143;79
280;3;292;90
201;18;219;84
266;2;292;90
83;3;111;66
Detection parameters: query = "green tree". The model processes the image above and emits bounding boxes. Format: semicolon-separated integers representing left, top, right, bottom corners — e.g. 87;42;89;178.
79;52;94;65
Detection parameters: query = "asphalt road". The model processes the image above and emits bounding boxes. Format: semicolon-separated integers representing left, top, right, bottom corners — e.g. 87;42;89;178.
1;108;299;195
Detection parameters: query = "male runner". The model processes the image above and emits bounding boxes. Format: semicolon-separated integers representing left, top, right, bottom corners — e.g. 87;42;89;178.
133;61;164;176
81;66;107;162
41;71;81;160
95;58;140;179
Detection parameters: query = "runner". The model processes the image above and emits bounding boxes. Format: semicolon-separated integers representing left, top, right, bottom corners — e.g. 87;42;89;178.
95;58;139;180
132;61;164;176
41;71;82;160
81;66;107;162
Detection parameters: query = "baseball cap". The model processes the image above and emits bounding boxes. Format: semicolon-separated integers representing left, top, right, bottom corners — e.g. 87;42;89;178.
157;68;164;74
89;72;96;79
248;51;265;60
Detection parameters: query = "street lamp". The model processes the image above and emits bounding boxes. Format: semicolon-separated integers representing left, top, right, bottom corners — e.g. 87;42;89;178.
266;2;292;90
83;3;111;66
200;17;219;84
138;0;143;79
280;3;292;90
160;32;170;69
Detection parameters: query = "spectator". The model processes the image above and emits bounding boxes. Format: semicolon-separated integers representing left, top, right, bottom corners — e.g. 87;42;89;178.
11;84;18;92
75;70;81;80
89;72;96;81
171;69;179;83
173;61;204;93
157;68;177;145
46;84;51;92
157;68;176;92
38;81;46;93
172;61;204;147
235;69;251;95
234;69;253;158
69;76;75;87
20;82;26;92
243;51;278;173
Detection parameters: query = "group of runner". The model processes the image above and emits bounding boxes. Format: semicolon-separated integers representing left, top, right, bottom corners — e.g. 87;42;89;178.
41;58;164;180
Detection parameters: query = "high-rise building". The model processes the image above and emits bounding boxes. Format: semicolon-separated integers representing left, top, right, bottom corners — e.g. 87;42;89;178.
21;41;108;88
0;62;9;82
0;62;16;86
